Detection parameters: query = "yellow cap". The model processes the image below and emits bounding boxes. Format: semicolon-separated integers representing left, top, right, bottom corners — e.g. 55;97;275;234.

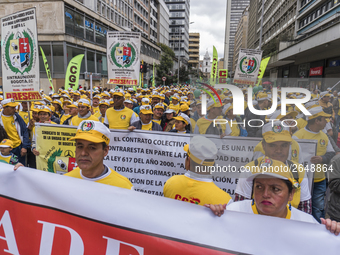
69;120;110;145
1;99;19;108
262;121;292;143
140;105;153;114
173;113;190;125
246;157;300;189
0;139;13;148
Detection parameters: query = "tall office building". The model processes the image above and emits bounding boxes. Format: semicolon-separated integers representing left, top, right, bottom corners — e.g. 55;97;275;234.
227;0;250;74
189;33;200;69
233;6;249;73
164;0;190;65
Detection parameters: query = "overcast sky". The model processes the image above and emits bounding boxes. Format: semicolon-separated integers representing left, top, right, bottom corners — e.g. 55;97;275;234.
189;0;227;60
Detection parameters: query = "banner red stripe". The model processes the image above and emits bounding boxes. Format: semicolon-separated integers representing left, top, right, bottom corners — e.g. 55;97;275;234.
0;196;240;255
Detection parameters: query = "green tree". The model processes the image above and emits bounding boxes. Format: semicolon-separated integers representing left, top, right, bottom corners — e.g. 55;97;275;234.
155;43;177;86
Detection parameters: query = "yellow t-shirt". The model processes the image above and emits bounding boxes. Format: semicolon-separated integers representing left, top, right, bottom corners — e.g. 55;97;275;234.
296;118;307;130
64;167;133;190
169;103;180;114
60;114;70;124
293;128;330;182
94;110;101;119
190;118;196;133
244;156;303;208
163;173;232;206
0;152;18;165
70;114;99;127
92;106;100;115
152;119;162;125
142;122;153;131
104;107;135;130
1;115;21;148
228;119;240;136
18;111;32;125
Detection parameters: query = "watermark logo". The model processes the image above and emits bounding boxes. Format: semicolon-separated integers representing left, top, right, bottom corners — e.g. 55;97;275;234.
200;85;312;116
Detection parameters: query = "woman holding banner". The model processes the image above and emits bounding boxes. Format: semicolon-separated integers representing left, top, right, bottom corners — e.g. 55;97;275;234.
207;157;340;236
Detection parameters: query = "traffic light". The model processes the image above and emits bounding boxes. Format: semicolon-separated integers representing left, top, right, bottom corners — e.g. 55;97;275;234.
140;63;143;72
142;63;148;73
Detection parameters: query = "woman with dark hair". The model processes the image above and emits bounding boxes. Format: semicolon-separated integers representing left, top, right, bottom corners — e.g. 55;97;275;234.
207;157;340;235
161;109;177;132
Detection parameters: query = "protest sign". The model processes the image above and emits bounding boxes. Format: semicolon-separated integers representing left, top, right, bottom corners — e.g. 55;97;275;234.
107;32;141;86
0;164;339;255
1;8;41;101
234;48;262;86
35;124;317;198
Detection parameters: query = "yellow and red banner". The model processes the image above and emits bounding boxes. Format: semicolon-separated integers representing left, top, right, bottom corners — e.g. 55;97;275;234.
64;54;84;91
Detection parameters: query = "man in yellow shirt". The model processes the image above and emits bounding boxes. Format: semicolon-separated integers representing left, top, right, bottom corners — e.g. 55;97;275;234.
18;101;31;125
129;105;162;131
152;103;164;125
163;136;232;206
0;99;30;165
104;89;138;129
98;100;109;123
65;120;133;189
69;99;99;126
293;106;335;222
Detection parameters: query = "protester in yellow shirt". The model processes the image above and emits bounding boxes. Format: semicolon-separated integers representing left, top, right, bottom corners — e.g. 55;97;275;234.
18;102;32;125
65;120;133;189
0;139;19;165
69;99;99;126
293;106;335;222
98;100;109;123
129;105;162;131
164;136;232;206
0;99;29;165
152;103;164;125
104;89;138;129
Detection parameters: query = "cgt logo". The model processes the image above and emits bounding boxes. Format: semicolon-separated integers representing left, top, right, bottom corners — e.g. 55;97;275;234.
201;86;312;116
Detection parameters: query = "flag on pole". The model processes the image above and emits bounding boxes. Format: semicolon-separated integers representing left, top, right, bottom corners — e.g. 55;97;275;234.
40;47;54;92
256;57;270;86
64;54;84;91
210;46;218;85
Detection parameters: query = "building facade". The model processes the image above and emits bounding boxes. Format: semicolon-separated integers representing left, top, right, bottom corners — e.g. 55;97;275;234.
200;50;212;78
252;0;340;90
188;33;199;69
233;6;249;74
227;0;250;74
158;0;170;45
164;0;190;66
0;0;163;91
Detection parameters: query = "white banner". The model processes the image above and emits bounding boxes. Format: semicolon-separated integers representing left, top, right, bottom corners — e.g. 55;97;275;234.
35;124;318;199
0;163;339;255
1;8;41;101
107;32;141;86
234;48;262;86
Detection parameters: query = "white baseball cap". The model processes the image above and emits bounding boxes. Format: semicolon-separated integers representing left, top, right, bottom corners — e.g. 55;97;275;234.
183;136;217;166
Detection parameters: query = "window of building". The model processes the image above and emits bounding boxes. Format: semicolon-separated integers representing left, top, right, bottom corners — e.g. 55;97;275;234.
85;17;95;42
52;45;64;74
87;50;95;73
97;53;108;76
